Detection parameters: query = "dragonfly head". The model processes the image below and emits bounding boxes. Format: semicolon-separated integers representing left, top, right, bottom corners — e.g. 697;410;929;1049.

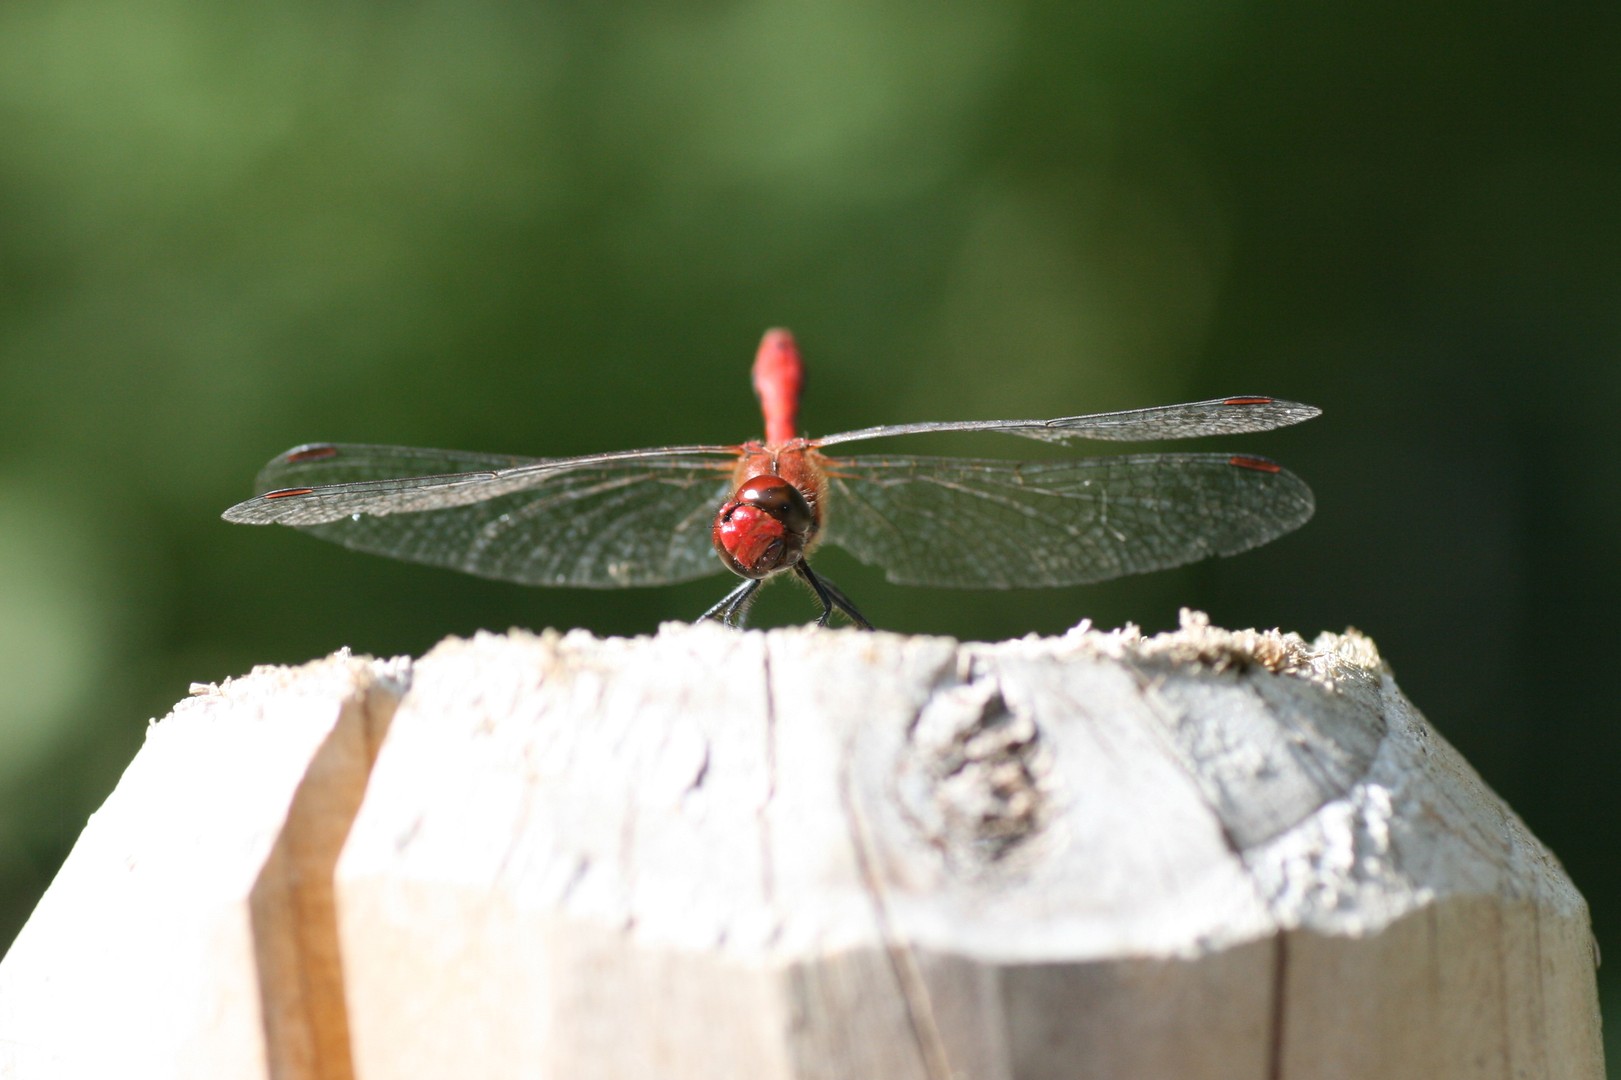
713;474;815;579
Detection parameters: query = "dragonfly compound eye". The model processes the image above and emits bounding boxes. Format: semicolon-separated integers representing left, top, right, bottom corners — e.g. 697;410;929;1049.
712;476;814;579
735;475;814;535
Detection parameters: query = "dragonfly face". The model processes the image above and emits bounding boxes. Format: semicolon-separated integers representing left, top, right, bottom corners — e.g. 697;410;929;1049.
223;329;1321;630
713;475;817;579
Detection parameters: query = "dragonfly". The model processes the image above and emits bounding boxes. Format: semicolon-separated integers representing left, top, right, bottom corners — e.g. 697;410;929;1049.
223;329;1319;629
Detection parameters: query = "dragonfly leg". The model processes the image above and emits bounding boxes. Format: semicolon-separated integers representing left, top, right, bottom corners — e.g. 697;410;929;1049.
699;577;763;629
818;574;874;630
723;580;764;628
794;562;873;630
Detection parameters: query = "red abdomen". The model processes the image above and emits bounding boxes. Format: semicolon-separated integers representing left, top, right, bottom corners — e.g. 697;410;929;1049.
753;328;804;446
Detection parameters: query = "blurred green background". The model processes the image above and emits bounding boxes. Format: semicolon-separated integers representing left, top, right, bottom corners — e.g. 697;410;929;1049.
1;0;1616;1056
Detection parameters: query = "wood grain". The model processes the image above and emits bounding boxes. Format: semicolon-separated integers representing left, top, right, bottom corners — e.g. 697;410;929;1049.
0;614;1602;1079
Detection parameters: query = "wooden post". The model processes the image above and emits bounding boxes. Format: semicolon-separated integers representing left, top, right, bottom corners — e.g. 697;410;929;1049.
0;614;1604;1079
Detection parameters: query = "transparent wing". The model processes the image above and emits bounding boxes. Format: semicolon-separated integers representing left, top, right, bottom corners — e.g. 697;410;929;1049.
815;396;1320;447
820;452;1315;588
223;443;739;587
225;442;740;525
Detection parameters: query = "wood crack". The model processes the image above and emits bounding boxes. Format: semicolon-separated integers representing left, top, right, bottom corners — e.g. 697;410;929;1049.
1266;930;1289;1080
841;720;953;1080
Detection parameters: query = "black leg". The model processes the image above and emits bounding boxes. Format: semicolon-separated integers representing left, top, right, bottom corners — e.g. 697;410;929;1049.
794;562;874;629
816;573;874;630
723;579;763;627
699;577;762;629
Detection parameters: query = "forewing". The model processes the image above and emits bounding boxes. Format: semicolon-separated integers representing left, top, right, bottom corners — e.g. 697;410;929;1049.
227;443;739;525
815;396;1320;447
224;443;738;587
821;453;1315;588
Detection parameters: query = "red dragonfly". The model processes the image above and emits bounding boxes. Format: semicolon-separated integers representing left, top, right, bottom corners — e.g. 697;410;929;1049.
224;330;1318;628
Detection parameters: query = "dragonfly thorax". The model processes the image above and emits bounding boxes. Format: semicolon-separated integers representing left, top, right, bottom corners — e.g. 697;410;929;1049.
713;475;816;579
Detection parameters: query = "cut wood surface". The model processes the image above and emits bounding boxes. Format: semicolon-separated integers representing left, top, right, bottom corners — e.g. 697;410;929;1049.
0;613;1603;1079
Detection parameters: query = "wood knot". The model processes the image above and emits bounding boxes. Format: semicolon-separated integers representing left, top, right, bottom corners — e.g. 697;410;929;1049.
897;674;1052;870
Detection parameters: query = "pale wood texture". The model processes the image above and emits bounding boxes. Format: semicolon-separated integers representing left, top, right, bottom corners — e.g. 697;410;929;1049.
0;614;1603;1079
0;652;403;1080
